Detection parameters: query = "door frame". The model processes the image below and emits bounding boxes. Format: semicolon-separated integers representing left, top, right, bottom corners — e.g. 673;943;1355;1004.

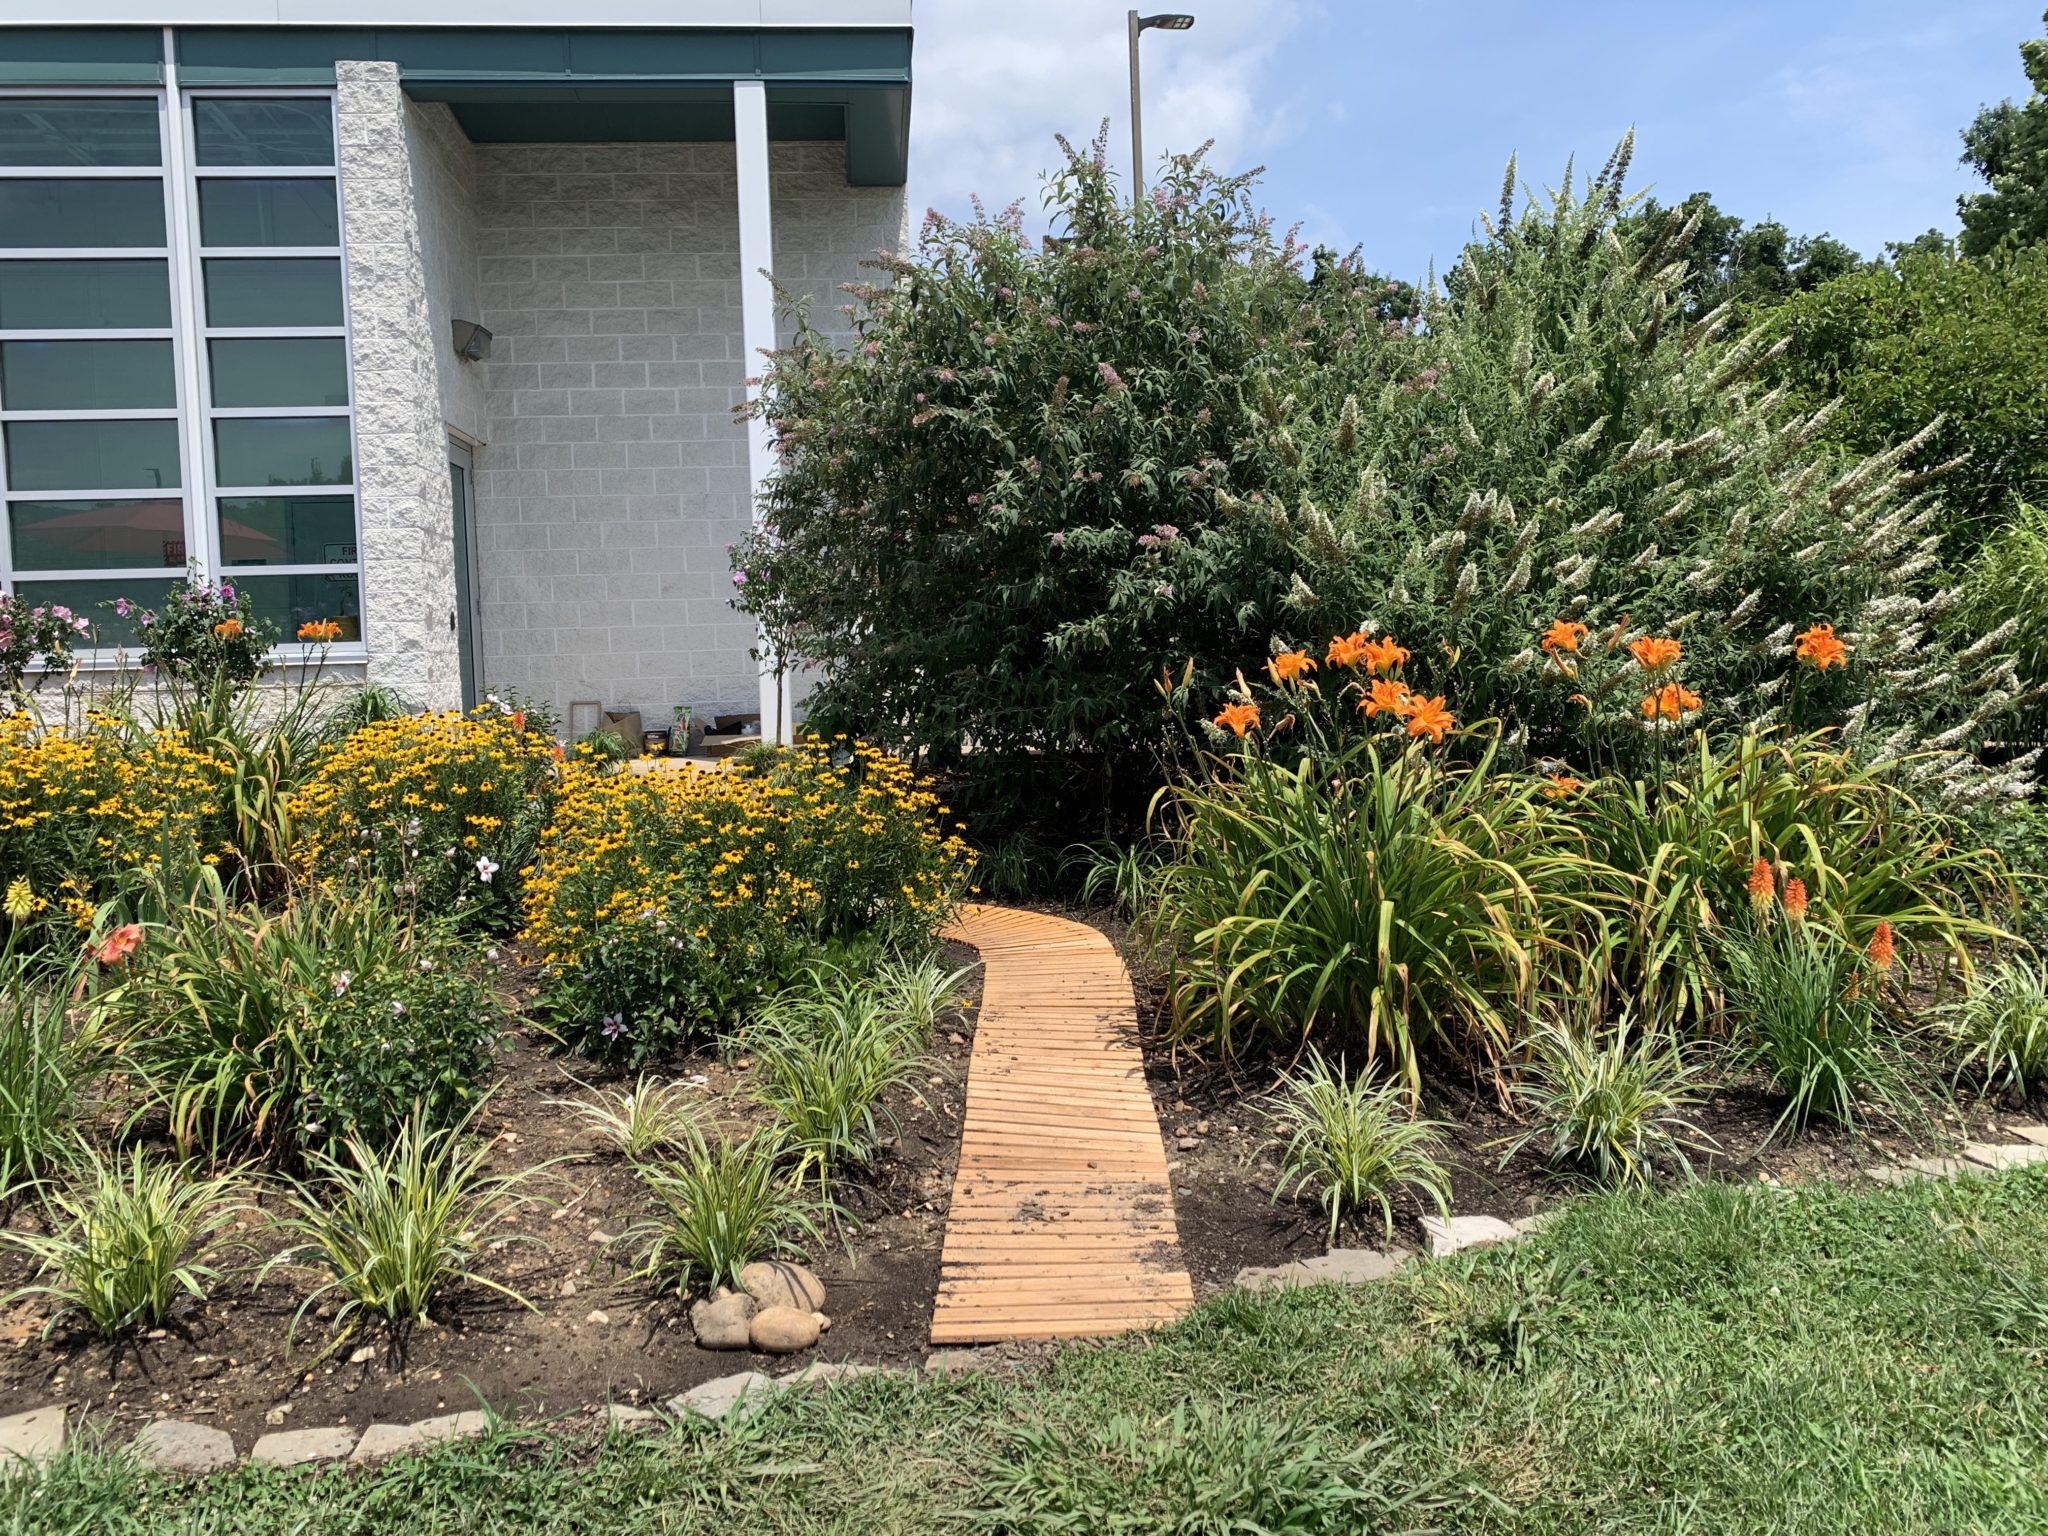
448;437;485;711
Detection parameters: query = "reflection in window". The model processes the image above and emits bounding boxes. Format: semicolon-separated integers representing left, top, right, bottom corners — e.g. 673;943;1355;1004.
213;417;353;489
8;497;188;571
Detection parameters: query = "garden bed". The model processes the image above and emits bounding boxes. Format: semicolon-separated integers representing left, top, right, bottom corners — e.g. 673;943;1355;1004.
0;945;982;1450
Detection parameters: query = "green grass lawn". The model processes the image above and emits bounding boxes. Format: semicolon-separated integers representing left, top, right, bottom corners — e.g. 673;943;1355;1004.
13;1169;2048;1535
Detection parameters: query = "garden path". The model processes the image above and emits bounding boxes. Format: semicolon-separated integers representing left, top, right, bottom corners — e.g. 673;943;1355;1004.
928;905;1194;1344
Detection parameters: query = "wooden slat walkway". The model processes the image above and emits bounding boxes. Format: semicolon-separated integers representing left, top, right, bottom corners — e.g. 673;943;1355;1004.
929;905;1194;1344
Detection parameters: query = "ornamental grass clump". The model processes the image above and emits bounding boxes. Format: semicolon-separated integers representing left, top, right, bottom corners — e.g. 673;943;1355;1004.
3;1146;245;1340
287;704;559;929
1945;957;2048;1101
553;1074;701;1163
1267;1051;1452;1242
268;1104;549;1350
523;735;969;1063
0;939;103;1196
628;1125;830;1296
1503;1017;1714;1187
744;965;932;1190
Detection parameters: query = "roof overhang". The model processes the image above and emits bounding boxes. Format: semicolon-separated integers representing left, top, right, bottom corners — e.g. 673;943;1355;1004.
0;13;914;185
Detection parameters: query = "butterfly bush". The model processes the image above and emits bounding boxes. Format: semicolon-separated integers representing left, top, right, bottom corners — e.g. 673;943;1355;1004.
734;132;2030;829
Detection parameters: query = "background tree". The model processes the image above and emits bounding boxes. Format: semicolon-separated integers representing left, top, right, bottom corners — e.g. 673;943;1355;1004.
1959;8;2048;257
1618;193;1864;321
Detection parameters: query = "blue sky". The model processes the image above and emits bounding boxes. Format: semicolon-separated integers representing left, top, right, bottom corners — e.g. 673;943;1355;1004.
908;1;2043;277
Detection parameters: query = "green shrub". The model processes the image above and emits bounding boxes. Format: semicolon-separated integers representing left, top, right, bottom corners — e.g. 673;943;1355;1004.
113;874;504;1160
122;578;275;689
1955;502;2048;746
744;966;931;1189
629;1126;829;1296
523;737;968;1064
3;1146;244;1339
735;136;2026;834
1946;957;2048;1100
268;1104;547;1350
1503;1018;1713;1186
1719;885;1904;1137
1266;1051;1452;1242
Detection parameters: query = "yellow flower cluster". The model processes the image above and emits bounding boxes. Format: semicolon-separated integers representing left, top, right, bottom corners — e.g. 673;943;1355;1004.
522;735;970;1052
0;712;226;926
287;708;558;919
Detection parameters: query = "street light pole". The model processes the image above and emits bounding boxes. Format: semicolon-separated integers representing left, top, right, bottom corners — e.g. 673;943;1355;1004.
1127;11;1194;201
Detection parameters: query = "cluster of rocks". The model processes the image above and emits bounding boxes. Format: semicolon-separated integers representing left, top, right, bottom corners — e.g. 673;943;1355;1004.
688;1260;831;1354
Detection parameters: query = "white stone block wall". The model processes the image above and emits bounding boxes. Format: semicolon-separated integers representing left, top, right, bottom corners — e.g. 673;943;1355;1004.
405;101;487;447
335;61;464;711
466;140;905;729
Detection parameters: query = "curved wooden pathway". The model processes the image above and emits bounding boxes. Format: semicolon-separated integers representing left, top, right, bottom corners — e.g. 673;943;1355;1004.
929;905;1194;1345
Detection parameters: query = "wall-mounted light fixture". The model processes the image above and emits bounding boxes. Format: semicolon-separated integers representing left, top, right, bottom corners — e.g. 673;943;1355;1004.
451;319;493;363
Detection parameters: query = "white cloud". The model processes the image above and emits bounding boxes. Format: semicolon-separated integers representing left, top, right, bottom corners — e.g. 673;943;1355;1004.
906;0;1308;237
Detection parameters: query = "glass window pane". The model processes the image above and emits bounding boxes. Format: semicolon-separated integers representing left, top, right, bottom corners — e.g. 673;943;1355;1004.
218;494;356;566
0;179;164;249
11;577;182;650
197;178;338;248
0;340;174;410
0;259;170;329
193;99;334;168
4;419;180;492
213;417;351;488
238;571;362;643
9;496;188;571
208;338;347;408
202;258;342;327
0;99;162;168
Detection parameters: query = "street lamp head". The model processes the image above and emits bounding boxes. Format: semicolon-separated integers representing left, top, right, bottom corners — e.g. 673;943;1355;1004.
1139;13;1196;30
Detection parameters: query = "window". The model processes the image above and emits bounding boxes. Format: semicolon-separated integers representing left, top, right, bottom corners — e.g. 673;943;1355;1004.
0;90;361;656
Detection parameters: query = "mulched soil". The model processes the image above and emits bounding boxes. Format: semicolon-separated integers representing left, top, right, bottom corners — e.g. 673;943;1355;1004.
0;906;2030;1448
0;943;981;1452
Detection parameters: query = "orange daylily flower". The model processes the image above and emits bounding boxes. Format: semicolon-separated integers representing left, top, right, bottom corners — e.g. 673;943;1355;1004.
1267;650;1317;685
1747;856;1775;908
1866;920;1895;971
1795;623;1849;671
1213;701;1261;738
1361;679;1413;719
1542;774;1583;799
1640;683;1702;721
1360;635;1410;676
213;617;244;639
1540;619;1589;655
297;619;343;643
1628;635;1682;673
1782;876;1809;922
1326;631;1372;669
1404;695;1455;744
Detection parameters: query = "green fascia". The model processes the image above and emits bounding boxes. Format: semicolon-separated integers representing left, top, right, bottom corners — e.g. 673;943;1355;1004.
0;27;163;85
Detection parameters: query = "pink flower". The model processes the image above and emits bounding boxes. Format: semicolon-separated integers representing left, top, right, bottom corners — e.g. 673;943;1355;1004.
91;924;142;966
732;570;748;586
1097;362;1125;391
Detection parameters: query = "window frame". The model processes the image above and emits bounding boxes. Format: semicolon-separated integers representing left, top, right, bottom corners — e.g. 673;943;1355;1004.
0;79;366;667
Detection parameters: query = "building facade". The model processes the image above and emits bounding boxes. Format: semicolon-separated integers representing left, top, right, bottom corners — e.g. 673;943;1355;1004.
0;7;913;734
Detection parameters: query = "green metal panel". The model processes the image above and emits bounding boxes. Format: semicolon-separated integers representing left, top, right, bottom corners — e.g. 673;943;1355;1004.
0;28;162;86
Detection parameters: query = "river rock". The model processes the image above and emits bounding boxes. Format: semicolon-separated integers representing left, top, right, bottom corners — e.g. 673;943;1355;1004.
739;1260;826;1314
691;1291;757;1349
748;1305;823;1354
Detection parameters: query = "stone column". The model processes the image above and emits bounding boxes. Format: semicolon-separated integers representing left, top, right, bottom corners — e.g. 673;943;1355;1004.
335;60;462;710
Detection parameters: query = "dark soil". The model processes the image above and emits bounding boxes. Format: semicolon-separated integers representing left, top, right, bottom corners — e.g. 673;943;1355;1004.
0;944;982;1452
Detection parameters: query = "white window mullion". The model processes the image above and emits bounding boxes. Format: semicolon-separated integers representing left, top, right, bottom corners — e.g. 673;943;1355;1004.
160;35;215;588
